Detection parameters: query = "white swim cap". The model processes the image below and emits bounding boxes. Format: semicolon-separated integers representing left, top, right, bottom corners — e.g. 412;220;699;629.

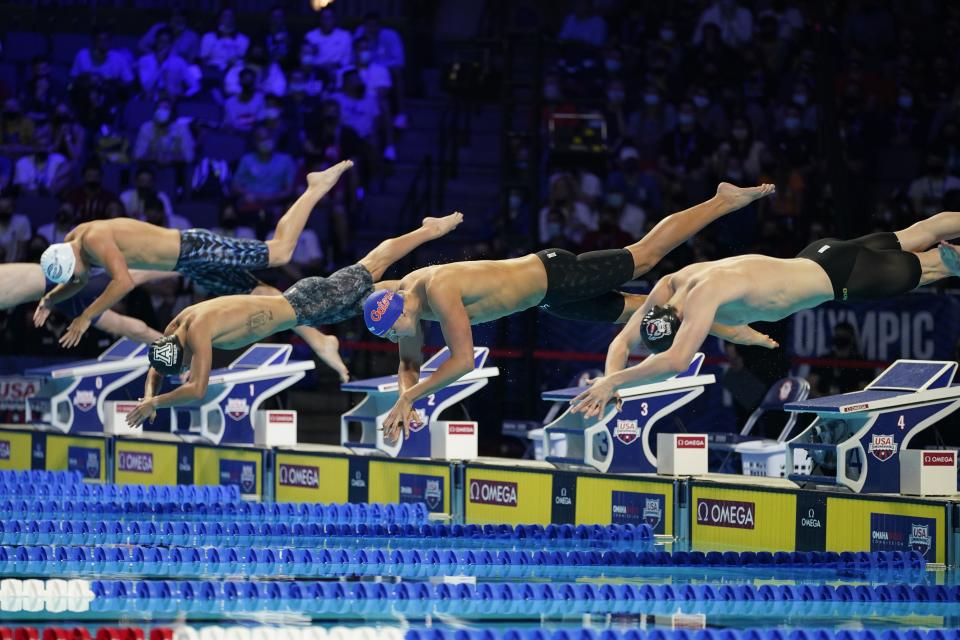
40;243;76;284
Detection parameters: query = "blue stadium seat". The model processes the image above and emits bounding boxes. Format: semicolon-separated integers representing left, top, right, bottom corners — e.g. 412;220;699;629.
50;33;90;65
3;32;49;63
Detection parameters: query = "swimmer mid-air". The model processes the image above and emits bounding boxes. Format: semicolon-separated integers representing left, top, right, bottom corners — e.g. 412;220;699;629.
35;161;354;375
123;213;463;428
0;263;171;343
361;183;777;442
571;211;960;417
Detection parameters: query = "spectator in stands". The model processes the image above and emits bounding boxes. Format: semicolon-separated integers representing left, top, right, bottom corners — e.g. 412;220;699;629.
351;37;395;160
288;66;324;99
602;77;627;143
137;27;199;100
261;94;291;152
355;11;407;128
303;8;353;79
200;8;249;71
809;322;873;396
264;6;292;65
13;138;69;195
302;99;366;186
558;0;607;48
224;43;286;97
606;147;662;215
142;194;190;230
120;166;174;220
133;98;195;165
538;173;596;246
0;158;10;191
908;153;960;218
140;9;200;62
21;69;58;125
37;201;75;245
693;0;754;47
267;221;324;279
602;188;645;240
580;207;634;252
0;98;36;156
0;192;31;263
658;100;716;192
49;103;86;165
232;126;296;213
64;164;120;222
333;69;383;154
712;116;766;182
212;200;256;239
223;69;266;132
73;74;118;134
688;84;728;140
70;28;134;85
884;86;924;147
626;86;676;160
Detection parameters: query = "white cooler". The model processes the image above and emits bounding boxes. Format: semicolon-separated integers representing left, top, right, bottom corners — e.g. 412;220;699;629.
103;401;144;436
254;410;298;447
430;420;479;460
900;449;958;496
657;433;708;476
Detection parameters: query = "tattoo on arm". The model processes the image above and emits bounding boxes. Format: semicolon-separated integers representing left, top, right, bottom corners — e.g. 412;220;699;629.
247;310;274;331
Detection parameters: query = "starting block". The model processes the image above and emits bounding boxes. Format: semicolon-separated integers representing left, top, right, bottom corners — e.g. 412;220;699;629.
24;338;149;433
542;353;716;473
785;360;960;493
340;347;499;458
169;344;314;445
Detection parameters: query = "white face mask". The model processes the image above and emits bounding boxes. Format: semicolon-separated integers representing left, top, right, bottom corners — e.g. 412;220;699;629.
793;93;808;106
644;93;660;106
732;127;749;141
678;113;695;126
784;116;800;130
898;94;913;109
693;95;710;109
154;108;171;124
660;29;675;42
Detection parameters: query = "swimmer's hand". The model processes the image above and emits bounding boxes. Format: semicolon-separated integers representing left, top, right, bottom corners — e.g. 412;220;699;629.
570;376;621;419
59;316;92;349
126;398;157;428
33;297;54;328
383;394;419;443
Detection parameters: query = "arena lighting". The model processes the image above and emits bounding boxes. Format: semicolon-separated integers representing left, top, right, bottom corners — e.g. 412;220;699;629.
311;0;336;9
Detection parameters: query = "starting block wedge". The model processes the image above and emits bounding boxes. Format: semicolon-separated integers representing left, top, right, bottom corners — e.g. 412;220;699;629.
25;338;149;433
169;343;314;445
340;347;499;458
541;353;716;473
785;359;960;493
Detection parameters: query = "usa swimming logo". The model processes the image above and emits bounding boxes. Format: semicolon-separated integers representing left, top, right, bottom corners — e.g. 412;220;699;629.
73;390;96;412
225;398;250;421
399;473;444;511
868;434;897;461
909;523;932;557
614;419;639;445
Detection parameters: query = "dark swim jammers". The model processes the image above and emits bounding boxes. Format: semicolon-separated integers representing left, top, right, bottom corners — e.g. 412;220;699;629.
282;263;375;328
535;248;636;322
796;232;922;302
175;228;270;296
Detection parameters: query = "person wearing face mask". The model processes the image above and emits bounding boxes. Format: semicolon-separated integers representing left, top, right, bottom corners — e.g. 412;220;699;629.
558;0;607;48
602;189;646;240
809;322;873;397
658;100;716;186
626;86;676;159
538;174;597;246
606;147;662;215
0;192;30;263
199;8;250;71
64;164;121;222
223;68;267;132
693;0;754;47
350;37;396;161
334;69;383;149
264;7;291;65
120;167;174;221
133;100;196;165
38;202;76;245
908;153;960;218
688;86;728;139
886;86;923;147
232;127;297;214
12;131;69;195
212;201;256;240
303;8;353;78
602;78;627;141
224;43;287;97
70;28;134;85
0;98;36;156
354;11;407;129
49;104;86;164
139;9;200;63
137;27;199;100
714;117;765;181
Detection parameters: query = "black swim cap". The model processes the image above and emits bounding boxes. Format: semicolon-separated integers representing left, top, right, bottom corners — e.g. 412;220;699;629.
640;305;681;353
149;335;185;376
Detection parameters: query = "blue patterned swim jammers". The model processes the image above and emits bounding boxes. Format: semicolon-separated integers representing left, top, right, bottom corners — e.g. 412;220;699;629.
175;228;270;296
282;264;375;328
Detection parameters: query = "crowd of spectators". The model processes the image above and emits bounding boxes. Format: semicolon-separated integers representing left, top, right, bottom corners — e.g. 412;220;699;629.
0;5;408;351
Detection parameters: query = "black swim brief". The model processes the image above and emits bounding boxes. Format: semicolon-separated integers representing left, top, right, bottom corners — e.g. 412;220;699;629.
535;248;636;323
175;228;269;296
796;232;921;302
282;263;375;328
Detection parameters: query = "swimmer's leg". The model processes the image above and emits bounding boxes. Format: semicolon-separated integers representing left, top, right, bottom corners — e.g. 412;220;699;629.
266;160;354;267
545;292;647;324
894;211;960;252
251;283;350;382
626;182;775;276
94;310;163;344
0;263;46;310
358;212;463;281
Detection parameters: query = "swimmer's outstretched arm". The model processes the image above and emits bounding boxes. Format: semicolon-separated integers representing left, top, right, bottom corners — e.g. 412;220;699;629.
383;278;475;443
573;287;720;418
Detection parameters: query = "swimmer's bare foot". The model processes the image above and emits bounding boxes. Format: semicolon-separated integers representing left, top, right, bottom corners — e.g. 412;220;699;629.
306;160;353;193
310;0;334;8
422;212;464;238
716;182;776;211
315;334;350;383
939;241;960;277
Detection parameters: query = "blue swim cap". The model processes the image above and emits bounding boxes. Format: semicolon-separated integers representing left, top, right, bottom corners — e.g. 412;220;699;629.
363;290;404;336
